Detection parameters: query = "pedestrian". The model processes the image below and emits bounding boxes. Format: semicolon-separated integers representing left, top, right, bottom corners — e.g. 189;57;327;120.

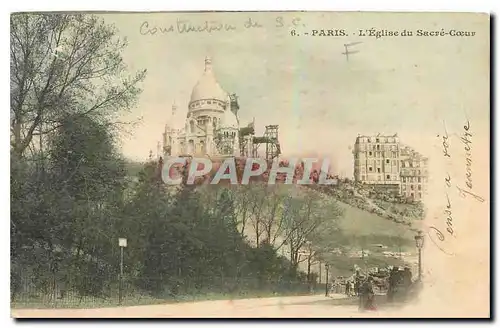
354;277;361;296
403;267;413;287
387;267;399;302
402;266;413;299
359;276;376;311
345;279;351;296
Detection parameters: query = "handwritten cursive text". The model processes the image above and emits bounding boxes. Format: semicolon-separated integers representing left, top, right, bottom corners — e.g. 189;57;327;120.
462;120;473;189
140;20;237;35
428;226;454;255
441;122;451;158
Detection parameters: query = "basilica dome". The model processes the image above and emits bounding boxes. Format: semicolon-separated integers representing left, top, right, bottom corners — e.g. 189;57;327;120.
190;57;227;104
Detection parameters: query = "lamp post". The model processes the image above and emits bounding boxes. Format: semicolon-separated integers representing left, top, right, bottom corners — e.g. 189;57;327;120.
118;238;127;304
414;231;424;282
319;262;322;283
325;263;330;297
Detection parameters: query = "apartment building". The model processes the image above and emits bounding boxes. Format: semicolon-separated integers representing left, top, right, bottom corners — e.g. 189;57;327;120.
399;145;429;201
353;134;428;201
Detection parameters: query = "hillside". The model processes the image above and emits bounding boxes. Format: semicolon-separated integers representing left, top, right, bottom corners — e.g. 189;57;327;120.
124;161;418;245
336;201;416;242
124;161;418;275
296;186;418;245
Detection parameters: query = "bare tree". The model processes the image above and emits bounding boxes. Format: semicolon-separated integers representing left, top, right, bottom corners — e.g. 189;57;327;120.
247;183;270;246
10;13;146;157
284;191;344;269
231;184;254;237
260;185;289;247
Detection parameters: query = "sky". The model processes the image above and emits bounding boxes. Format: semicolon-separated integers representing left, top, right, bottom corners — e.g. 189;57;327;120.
101;12;489;178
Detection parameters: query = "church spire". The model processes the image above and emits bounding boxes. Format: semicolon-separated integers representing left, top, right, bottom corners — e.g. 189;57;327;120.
204;56;212;73
172;100;177;117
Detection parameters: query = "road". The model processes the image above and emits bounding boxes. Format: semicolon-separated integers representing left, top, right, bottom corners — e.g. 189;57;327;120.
12;294;415;318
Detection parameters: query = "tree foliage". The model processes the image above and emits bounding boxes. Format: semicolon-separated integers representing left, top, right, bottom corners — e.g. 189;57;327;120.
11;13;347;303
10;13;146;157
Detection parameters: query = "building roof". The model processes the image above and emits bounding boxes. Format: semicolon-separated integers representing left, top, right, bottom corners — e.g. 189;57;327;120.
357;133;398;138
190;57;227;104
400;145;428;160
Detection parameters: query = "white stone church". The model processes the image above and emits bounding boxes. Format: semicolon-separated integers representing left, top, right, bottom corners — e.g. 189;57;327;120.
162;57;244;159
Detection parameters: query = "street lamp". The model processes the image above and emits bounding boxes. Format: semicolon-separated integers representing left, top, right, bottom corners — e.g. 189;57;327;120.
414;231;424;281
325;263;330;297
118;238;127;304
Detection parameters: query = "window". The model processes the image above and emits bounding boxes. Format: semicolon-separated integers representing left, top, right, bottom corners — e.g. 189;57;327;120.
411;192;414;198
376;138;380;142
418;192;422;198
207;100;212;104
402;162;405;168
402;185;406;190
386;159;390;164
410;185;414;190
377;168;381;173
361;175;365;181
418;185;422;190
369;167;373;172
402;177;406;183
369;152;372;156
386;175;390;179
418;177;421;183
200;141;206;154
376;145;380;150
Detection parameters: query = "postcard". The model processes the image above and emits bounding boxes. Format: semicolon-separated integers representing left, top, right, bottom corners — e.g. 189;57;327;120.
10;11;490;318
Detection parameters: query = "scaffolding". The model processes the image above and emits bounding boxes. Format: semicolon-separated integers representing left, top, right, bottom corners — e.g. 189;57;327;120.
251;125;282;161
238;122;255;157
215;129;237;156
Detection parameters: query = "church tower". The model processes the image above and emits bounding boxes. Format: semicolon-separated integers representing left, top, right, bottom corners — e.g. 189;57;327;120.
163;101;178;157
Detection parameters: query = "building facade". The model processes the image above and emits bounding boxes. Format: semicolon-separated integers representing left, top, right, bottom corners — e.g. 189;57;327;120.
162;57;241;159
399;146;429;201
353;134;401;193
353;134;428;201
